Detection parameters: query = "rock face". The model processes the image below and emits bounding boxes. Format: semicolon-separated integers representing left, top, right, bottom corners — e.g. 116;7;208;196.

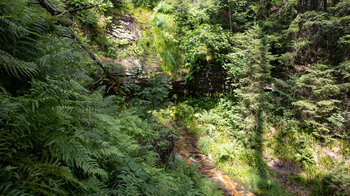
117;59;143;74
107;14;140;45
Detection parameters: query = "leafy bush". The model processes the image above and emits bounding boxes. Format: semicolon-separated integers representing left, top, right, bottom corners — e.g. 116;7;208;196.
320;166;350;196
229;25;274;147
150;13;181;74
110;0;124;8
94;35;117;57
180;24;232;80
78;10;98;26
69;0;91;7
133;73;172;109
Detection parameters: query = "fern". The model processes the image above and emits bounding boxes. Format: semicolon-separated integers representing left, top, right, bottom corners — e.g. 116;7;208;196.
0;50;37;78
0;1;225;195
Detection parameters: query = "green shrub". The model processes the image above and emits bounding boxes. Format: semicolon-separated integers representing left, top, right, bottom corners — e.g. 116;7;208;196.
94;35;117;57
320;166;350;196
133;74;172;109
78;10;98;26
180;24;232;80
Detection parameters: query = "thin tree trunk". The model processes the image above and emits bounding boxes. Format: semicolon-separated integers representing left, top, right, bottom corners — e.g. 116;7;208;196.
227;0;232;32
311;0;320;10
332;0;341;6
299;0;304;12
70;30;108;74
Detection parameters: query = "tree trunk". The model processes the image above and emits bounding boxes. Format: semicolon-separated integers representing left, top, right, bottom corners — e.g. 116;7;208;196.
311;0;320;11
227;0;232;32
299;0;305;12
332;0;341;6
38;0;58;15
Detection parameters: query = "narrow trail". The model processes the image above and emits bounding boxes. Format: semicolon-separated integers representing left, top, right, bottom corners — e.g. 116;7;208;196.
174;129;255;196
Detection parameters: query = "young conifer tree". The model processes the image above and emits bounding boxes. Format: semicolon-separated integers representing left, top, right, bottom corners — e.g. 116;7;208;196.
293;64;342;140
233;25;274;147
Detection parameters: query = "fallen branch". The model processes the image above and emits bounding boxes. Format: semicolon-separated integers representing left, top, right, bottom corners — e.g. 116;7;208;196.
70;29;108;73
38;0;59;15
57;5;99;18
37;0;108;76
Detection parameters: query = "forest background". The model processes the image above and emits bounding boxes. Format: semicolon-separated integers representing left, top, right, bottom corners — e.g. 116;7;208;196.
0;0;349;195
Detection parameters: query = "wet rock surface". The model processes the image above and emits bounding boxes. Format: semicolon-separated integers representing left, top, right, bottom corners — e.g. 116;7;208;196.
107;14;140;44
174;129;255;196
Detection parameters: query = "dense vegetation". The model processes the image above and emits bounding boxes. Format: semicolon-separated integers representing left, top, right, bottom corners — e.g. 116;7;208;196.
0;0;222;195
0;0;349;195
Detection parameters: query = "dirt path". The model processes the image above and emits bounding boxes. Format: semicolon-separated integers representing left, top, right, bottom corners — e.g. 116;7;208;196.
174;129;255;196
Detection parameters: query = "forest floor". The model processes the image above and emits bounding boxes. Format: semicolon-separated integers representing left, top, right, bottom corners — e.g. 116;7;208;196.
174;126;255;196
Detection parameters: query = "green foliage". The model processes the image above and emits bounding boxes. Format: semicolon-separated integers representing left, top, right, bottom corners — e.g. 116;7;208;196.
134;0;161;9
320;166;350;196
0;0;52;80
78;10;99;26
293;64;343;139
268;119;315;167
110;0;124;8
150;13;182;74
69;0;114;10
0;50;38;78
94;35;117;57
293;132;316;167
180;24;232;80
2;0;350;195
1;79;121;194
67;0;114;29
150;0;228;79
0;1;222;195
160;0;350;194
221;0;257;32
283;3;350;66
170;96;289;195
133;73;172;109
69;0;93;7
229;25;274;147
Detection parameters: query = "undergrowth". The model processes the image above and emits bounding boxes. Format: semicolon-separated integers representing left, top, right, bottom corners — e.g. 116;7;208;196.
0;1;222;195
169;94;350;196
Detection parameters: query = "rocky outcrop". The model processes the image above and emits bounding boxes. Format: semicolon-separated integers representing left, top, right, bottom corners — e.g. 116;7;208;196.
107;14;140;45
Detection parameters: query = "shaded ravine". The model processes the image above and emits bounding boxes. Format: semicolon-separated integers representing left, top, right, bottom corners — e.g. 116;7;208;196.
174;128;255;196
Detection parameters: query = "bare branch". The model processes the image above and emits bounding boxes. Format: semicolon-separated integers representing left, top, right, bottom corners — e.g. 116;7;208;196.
38;0;59;15
57;10;69;18
57;5;99;18
36;0;108;76
70;29;108;73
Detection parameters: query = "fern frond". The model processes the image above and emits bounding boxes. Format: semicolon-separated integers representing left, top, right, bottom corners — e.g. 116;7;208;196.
0;184;28;196
0;50;37;78
38;49;82;67
0;16;20;48
50;135;108;180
